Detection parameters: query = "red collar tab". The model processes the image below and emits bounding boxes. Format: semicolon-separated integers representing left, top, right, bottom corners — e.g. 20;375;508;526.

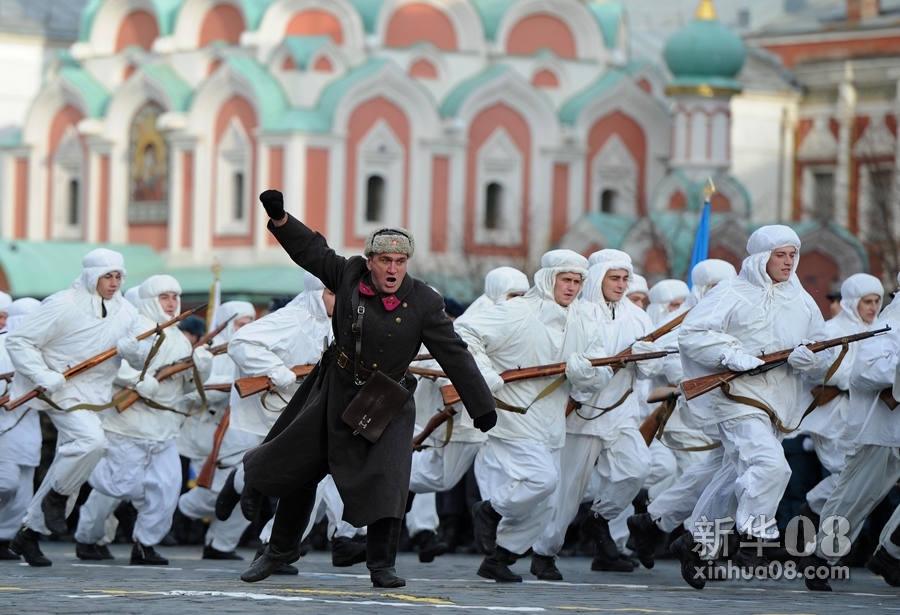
358;281;401;311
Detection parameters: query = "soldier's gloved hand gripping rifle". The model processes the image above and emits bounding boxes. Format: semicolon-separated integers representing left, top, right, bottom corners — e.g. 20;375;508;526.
2;304;206;412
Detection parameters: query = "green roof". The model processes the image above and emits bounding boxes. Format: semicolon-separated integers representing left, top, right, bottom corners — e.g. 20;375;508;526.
225;56;288;130
241;0;275;31
560;69;626;126
283;36;331;70
0;130;22;148
469;0;516;41
346;0;385;33
59;66;110;118
664;17;746;82
754;221;870;272
440;64;508;118
142;63;193;112
270;108;330;133
587;2;623;50
314;57;388;128
0;240;310;300
581;212;640;250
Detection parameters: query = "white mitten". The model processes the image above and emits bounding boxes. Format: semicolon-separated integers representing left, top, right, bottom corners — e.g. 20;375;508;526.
721;347;765;372
631;340;662;378
191;346;214;376
269;365;297;390
565;352;596;390
34;370;66;394
787;345;819;375
484;370;505;395
117;336;146;366
135;376;160;400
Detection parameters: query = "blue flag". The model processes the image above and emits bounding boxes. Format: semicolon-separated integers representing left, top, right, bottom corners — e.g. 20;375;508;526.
687;199;711;289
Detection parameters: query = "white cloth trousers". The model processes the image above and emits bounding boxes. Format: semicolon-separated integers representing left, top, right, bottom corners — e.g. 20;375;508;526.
0;464;34;540
405;492;439;537
477;437;560;555
409;441;481;494
24;408;107;534
589;428;651;521
179;460;250;552
814;444;900;563
691;415;788;540
83;432;181;546
532;434;601;557
645;440;678;501
877;500;900;561
74;490;120;545
648;446;724;533
805;433;847;515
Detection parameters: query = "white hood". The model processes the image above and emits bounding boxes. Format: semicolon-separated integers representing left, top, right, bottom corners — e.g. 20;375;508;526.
212;301;257;344
838;273;884;327
138;275;182;325
465;267;530;316
5;297;40;332
582;251;633;320
286;272;328;320
627;274;649;297
647;279;690;326
685;259;737;309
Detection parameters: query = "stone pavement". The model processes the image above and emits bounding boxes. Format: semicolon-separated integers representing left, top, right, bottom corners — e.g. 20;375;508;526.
2;542;898;614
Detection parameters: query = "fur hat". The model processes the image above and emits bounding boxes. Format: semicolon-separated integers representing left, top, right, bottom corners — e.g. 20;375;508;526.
364;227;415;258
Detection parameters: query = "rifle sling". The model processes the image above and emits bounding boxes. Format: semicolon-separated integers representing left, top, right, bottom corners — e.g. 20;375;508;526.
494;374;568;414
413;408;455;451
574;371;634;421
0;407;33;437
719;341;850;434
648;393;723;452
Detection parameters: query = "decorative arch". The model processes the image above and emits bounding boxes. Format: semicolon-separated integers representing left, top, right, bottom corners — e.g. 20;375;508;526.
532;68;559;89
496;0;605;62
172;0;246;49
585;112;647;216
589;133;638;217
343;98;410;248
385;3;457;50
256;0;366;59
86;0;163;56
47;107;88;240
211;95;257;246
409;58;438;79
375;0;484;53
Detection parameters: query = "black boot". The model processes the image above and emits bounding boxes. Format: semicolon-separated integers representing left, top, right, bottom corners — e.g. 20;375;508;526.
799;553;832;591
41;489;69;536
10;527;51;566
332;536;367;567
241;487;316;583
867;547;900;587
530;553;563;580
669;532;705;590
732;534;770;570
477;545;523;582
414;530;447;563
367;517;405;588
96;544;115;560
240;480;264;522
581;511;620;562
216;469;242;521
253;545;299;575
76;541;103;561
203;544;243;560
471;500;501;555
798;501;821;535
0;540;20;560
131;543;168;565
627;513;662;569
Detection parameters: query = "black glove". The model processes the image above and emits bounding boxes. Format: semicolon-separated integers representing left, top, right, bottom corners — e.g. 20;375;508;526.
260;189;285;220
473;410;497;433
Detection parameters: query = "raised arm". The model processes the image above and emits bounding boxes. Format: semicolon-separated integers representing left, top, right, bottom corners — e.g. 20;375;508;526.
261;190;347;292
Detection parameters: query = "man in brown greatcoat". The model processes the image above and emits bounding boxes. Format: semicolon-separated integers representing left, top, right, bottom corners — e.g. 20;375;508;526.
240;189;497;588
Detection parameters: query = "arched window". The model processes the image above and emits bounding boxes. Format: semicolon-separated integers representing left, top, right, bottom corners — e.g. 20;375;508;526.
600;189;617;213
366;175;385;222
68;179;80;226
485;182;503;229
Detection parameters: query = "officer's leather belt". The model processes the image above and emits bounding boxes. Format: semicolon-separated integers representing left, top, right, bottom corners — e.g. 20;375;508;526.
328;346;406;383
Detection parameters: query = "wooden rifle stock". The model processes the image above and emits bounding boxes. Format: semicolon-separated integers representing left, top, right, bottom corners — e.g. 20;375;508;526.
233;364;316;399
679;325;891;402
616;310;689;359
0;371;13;382
115;343;229;413
811;385;845;406
412;354;433;362
409;366;446;380
638;387;681;446
204;383;233;393
880;387;899;411
440;350;677;407
412;406;457;449
6;304;207;413
192;315;235;350
195;407;230;489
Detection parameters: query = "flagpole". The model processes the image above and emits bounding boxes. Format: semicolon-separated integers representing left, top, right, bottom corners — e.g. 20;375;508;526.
206;258;221;332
